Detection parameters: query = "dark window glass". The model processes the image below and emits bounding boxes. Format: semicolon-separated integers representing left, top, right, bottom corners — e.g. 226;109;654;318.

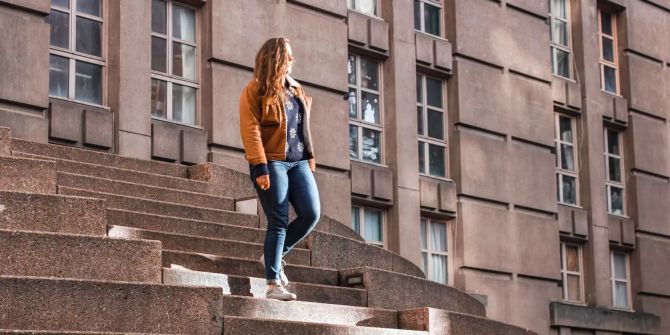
76;16;102;57
49;54;69;98
74;60;102;104
48;10;69;49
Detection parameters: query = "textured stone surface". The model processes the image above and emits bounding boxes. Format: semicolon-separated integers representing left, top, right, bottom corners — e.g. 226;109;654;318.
549;302;660;334
180;128;207;164
340;267;484;316
187;162;257;199
0;191;106;235
632;174;670;236
0;277;223;334
0;230;161;282
0;156;56;193
0;126;9;156
223;316;428;335
49;99;82;143
57;172;233;211
83;108;114;149
151;122;179;162
400;307;532;334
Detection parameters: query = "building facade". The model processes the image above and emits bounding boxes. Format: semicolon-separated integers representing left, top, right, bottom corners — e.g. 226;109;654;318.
0;0;668;334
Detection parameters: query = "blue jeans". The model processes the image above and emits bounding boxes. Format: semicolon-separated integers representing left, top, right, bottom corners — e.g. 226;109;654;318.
250;160;321;284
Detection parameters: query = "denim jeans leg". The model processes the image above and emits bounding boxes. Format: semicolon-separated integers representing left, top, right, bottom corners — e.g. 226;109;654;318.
283;160;321;256
252;161;290;284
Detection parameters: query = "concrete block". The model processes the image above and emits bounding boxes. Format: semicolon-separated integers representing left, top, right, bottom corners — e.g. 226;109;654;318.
83;108;113;149
549;301;660;334
181;128;207;164
49;99;82;143
0;110;48;143
118;130;151;160
369;17;389;51
372;166;393;201
151;121;179;161
637;235;670;297
347;10;368;45
438;180;457;213
350;162;372;196
289;0;347;17
419;178;439;209
626;54;668;119
613;96;628;123
552;77;567;105
626;0;670;63
434;38;452;71
400;307;531;334
415;32;434;65
566;80;582;110
0;0;50;15
188;162;257;199
631;113;669;176
633;174;670;236
0;156;56;193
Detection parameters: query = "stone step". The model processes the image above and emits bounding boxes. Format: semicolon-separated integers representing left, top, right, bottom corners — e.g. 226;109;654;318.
57;172;231;211
13;151;210;194
59;187;245;223
222;316;429;335
0;276;222;334
163;250;339;286
163;266;367;307
0;155;56;194
400;307;535;335
0;331;181;334
11;138;188;178
0;229;161;283
0;191;106;236
109;225;311;265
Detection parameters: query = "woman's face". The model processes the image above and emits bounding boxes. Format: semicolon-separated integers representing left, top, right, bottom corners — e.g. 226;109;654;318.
285;42;294;75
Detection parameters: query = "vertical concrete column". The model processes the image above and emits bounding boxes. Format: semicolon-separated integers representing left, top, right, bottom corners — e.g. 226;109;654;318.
380;0;422;266
108;0;152;159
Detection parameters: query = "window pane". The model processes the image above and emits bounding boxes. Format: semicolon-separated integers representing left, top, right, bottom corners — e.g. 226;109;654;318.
560;144;574;171
76;16;102;57
361;91;380;124
172;5;196;43
359;57;379;90
603;66;617;93
348;88;357;118
77;0;100;17
420;219;427;249
151;79;167;118
609;186;624;215
426;77;442;108
427;109;443;139
561;175;577;205
362;128;381;163
607;129;620;155
613;253;627;279
363;209;383;242
151;37;167;73
414;0;421;30
424;3;440;35
349;125;358;159
428;144;445;177
152;0;167;34
551;0;567;19
556;173;561;202
357;0;377;16
559;116;573;143
567;274;581;301
48;10;69;49
608;156;621;182
614;282;629;308
416;75;422;103
422;252;428;273
351;206;360;234
565;245;579;272
417;107;424;135
431;221;447;252
52;0;69;9
600;12;613;36
551;19;568;46
552;47;570;78
74;61;102;104
348;55;357;85
49;54;69;98
173;42;196;80
172;84;196;124
431;254;447;284
418;141;425;173
602;37;614;62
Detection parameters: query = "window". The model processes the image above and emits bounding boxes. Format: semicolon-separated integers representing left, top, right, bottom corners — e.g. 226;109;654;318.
560;242;584;303
598;8;619;94
604;128;624;215
351;206;384;247
549;0;572;78
417;75;446;178
151;0;198;125
611;251;631;309
347;0;378;17
47;0;105;106
555;114;578;205
420;218;448;284
348;54;382;164
414;0;442;36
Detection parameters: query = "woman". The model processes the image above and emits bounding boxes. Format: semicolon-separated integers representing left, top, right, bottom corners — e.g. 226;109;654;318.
239;37;320;301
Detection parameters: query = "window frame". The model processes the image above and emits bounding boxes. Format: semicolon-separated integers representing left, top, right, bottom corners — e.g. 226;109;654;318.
610;250;632;310
604;128;625;216
352;205;386;247
549;0;573;79
348;53;384;165
347;0;379;17
150;0;200;126
48;0;107;108
420;217;450;285
597;7;620;95
560;242;585;303
414;0;443;37
555;113;580;206
417;74;447;179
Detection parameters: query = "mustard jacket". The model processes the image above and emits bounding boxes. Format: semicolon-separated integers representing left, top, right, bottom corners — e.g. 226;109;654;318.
239;75;316;176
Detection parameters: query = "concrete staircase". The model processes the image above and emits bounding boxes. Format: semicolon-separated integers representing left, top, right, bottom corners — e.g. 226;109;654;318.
0;126;536;334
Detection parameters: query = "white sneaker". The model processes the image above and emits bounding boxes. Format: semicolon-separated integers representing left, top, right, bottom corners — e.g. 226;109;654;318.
265;285;297;301
259;254;289;286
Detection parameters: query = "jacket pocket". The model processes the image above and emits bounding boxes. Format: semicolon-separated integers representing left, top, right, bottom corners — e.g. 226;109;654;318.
260;96;282;126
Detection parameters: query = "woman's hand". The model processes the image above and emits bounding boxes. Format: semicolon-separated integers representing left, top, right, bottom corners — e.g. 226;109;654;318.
256;174;270;190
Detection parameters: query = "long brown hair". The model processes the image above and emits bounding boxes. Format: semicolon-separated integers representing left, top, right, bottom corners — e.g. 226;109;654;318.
254;37;291;102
